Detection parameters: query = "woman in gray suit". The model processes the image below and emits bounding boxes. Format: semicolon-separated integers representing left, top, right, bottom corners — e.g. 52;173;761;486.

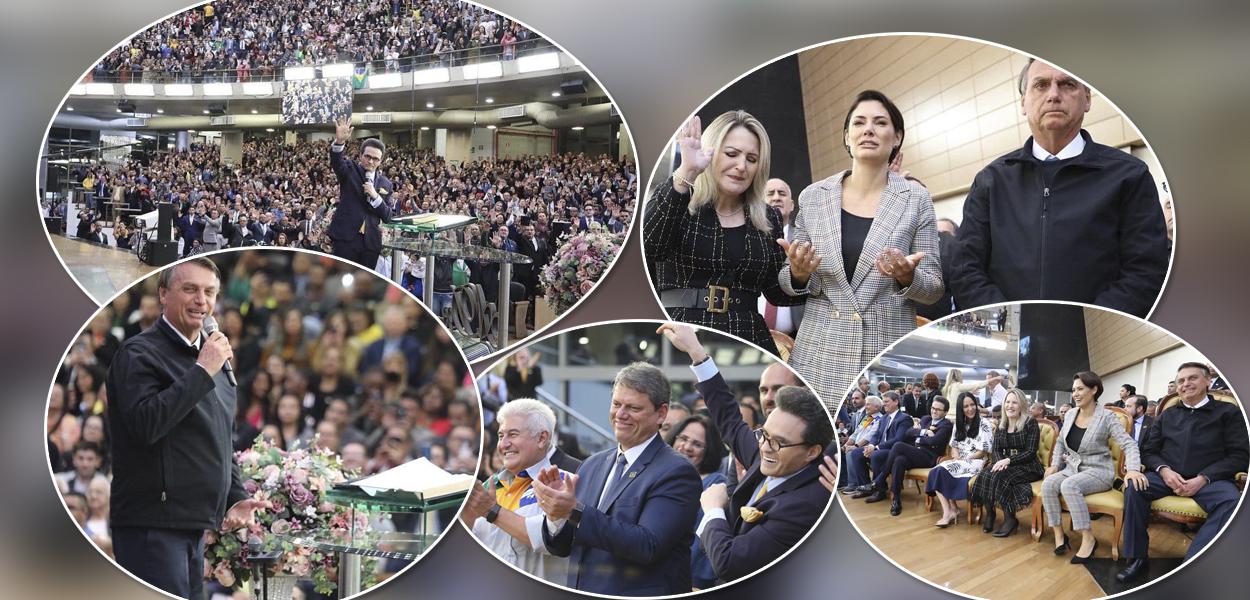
779;90;943;402
1041;371;1148;563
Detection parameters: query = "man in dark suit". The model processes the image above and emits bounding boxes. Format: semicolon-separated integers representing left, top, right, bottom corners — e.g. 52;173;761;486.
1117;363;1250;582
1125;394;1154;446
251;212;278;245
515;219;549;308
358;305;422;378
328;117;393;269
658;322;832;584
531;361;701;596
848;391;912;499
870;396;953;515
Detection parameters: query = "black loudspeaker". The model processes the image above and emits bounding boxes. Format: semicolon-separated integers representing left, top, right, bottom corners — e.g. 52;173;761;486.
144;241;179;267
157;203;174;242
560;79;586;95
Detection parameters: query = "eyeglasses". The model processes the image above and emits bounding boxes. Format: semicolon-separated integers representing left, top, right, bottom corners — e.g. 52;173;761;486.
361;153;383;163
753;427;808;452
674;434;705;451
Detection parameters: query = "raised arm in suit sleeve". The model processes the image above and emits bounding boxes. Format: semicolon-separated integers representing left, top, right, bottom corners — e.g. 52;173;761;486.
1091;166;1168;317
897;188;944;305
108;343;216;446
698;477;820;581
549;463;702;564
694;365;759;468
778;186;822;298
951;170;1009;308
329;142;352;183
642;178;689;263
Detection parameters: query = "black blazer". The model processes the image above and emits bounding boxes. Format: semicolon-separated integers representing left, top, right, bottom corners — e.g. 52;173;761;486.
906;416;954;459
328;145;393;252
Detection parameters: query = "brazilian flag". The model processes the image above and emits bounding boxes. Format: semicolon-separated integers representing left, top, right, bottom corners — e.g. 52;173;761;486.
352;65;369;90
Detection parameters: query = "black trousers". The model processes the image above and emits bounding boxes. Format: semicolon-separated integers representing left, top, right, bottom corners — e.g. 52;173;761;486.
332;233;380;271
880;442;940;495
113;526;205;600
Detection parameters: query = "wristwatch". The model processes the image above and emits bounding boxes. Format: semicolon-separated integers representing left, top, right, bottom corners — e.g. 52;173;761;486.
568;502;585;527
485;504;502;524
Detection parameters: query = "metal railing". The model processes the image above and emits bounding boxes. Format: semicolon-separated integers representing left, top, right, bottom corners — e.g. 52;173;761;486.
87;39;556;84
534;386;614;446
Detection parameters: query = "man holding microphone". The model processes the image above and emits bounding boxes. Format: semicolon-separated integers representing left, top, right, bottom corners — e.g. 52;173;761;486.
328;116;394;269
107;258;265;599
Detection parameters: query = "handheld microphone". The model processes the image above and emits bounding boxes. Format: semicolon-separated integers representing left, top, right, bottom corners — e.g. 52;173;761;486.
201;315;237;387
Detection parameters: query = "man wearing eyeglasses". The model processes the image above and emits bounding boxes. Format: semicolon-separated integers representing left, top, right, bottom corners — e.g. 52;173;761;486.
329;117;394;270
657;323;833;585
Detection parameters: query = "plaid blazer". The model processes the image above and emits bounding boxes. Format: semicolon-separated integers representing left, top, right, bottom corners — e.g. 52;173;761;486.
1052;404;1142;483
644;178;804;355
779;171;943;408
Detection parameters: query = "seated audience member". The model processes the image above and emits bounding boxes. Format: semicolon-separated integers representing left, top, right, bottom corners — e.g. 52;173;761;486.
871;395;952;516
666;414;729;589
1117;363;1249;582
1056;402;1071;427
951;58;1169;317
460;399;574;584
839;395;882;492
1029;402;1047;422
1042;372;1145;563
63;491;90;528
530;361;701;596
847;392;911;500
55;441;109;495
1124;394;1153;446
927;392;993;527
969;389;1043;536
658;323;832;586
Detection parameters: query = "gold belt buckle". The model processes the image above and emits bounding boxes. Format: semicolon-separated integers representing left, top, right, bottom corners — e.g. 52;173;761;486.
705;285;731;314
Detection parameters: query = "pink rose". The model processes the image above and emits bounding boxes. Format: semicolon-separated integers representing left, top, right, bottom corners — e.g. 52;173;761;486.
271;519;291;535
214;562;236;587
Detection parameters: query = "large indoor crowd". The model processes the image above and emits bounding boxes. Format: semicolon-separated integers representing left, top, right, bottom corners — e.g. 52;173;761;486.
835;364;1246;582
47;251;478;577
90;0;540;83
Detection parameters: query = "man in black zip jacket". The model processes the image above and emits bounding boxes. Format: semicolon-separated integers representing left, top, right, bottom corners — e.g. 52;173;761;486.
107;258;265;599
952;59;1169;317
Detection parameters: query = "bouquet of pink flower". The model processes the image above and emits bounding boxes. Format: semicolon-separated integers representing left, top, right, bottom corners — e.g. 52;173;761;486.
540;223;624;314
204;437;377;595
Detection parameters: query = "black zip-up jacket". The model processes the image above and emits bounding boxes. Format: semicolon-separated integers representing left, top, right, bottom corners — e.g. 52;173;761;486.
951;131;1169;317
107;318;247;531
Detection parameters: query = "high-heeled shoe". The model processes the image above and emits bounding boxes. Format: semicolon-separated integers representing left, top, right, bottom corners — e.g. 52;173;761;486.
935;513;955;528
1070;538;1099;564
992;513;1019;537
1053;533;1070;555
981;506;997;533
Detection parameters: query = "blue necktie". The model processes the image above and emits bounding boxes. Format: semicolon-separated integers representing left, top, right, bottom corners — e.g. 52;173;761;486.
598;453;628;510
1045;155;1059;162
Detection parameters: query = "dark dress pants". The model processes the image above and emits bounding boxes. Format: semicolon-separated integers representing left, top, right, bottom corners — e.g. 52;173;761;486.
333;233;380;270
883;442;939;495
1122;471;1241;560
113;526;206;600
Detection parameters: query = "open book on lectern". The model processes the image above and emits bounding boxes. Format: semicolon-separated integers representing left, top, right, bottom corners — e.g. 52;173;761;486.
335;457;475;501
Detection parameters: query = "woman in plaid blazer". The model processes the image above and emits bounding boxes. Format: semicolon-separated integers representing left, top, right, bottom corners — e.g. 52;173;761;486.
645;111;804;356
1041;371;1148;563
779;91;943;404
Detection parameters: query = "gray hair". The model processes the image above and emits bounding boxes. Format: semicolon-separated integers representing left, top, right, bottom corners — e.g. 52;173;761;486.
865;395;883;409
496;398;556;450
613;362;671;409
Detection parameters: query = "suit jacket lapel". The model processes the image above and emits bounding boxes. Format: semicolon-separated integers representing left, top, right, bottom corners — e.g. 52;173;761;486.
600;439;660;512
851;172;908;292
819;175;851;290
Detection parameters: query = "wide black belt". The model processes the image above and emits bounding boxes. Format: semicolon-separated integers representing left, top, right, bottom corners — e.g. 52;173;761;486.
660;286;757;314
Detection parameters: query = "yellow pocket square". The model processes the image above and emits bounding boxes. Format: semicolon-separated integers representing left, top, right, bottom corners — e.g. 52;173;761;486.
740;506;765;523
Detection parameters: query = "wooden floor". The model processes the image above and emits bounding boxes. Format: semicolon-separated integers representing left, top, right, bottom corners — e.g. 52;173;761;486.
50;235;156;304
840;484;1195;600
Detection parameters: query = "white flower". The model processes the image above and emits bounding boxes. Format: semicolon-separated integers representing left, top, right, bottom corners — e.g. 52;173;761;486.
305;505;317;517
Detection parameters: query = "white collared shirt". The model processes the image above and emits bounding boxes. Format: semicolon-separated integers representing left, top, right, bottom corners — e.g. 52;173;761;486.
1032;132;1086;161
161;314;202;348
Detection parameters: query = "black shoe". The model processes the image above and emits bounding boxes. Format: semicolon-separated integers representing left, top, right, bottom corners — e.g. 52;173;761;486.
981;506;997;533
1070;538;1098;564
890;497;902;516
850;487;875;499
838;486;858;495
992;513;1019;538
864;490;888;503
1116;558;1149;583
1054;534;1070;555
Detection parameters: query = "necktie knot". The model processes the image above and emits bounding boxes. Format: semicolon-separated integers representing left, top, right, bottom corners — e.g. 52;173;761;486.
1045;154;1059;162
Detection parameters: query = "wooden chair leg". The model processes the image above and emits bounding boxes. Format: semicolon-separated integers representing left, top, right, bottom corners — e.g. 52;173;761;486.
1111;514;1122;560
1031;498;1043;542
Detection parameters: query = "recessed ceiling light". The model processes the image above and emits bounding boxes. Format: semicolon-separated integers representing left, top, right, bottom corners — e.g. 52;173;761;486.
116;108;122;113
66;106;74;111
265;128;274;132
202;109;210;114
426;101;434;108
571;126;584;131
972;359;978;364
484;97;494;104
551;91;561;97
932;353;939;358
486;125;497;130
578;337;589;345
366;105;373;111
156;108;164;113
420;126;430;131
251;108;258;114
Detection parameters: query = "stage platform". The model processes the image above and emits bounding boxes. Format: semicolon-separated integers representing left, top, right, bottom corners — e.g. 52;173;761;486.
50;235;157;304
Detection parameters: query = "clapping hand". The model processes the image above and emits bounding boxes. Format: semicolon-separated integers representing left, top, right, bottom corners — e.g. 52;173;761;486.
531;466;578;520
875;247;925;286
777;239;822;287
461;480;497;522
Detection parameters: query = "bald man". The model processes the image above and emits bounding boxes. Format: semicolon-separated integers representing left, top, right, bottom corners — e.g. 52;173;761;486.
759;178;804;336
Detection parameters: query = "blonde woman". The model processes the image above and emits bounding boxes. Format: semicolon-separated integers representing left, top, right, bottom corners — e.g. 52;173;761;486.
645;110;802;355
969;388;1044;537
942;367;1002;403
1041;371;1147;563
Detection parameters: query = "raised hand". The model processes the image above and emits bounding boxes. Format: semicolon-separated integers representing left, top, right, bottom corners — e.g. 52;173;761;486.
656;323;706;363
817;455;838;493
875;247;925;286
335;117;353;144
777;239;822;287
673;116;712;191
